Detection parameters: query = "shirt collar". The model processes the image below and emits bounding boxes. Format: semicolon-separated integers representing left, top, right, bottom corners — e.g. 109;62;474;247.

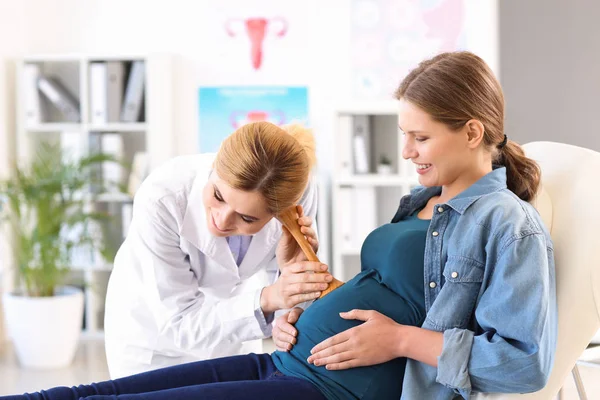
445;166;507;214
400;166;508;218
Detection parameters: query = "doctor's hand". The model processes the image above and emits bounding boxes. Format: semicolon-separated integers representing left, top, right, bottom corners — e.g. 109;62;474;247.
276;205;319;265
260;261;332;313
272;307;304;351
306;309;404;370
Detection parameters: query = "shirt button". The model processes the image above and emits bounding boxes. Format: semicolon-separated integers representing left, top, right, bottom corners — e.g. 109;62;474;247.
437;207;444;213
432;231;439;237
429;282;437;288
451;271;458;278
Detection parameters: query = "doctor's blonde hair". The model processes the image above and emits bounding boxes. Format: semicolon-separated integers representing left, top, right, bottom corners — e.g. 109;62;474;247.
214;121;316;215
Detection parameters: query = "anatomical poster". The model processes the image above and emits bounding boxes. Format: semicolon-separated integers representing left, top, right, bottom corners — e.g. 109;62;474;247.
351;0;467;99
198;86;309;152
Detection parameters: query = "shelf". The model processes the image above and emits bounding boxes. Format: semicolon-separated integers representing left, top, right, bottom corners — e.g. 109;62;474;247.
16;53;174;337
335;174;411;186
24;54;84;63
88;123;147;132
340;248;361;256
95;193;133;202
80;329;106;341
25;123;82;132
71;264;113;272
336;100;399;115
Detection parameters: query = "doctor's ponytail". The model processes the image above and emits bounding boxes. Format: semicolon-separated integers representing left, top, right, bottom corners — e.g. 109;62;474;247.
214;121;316;214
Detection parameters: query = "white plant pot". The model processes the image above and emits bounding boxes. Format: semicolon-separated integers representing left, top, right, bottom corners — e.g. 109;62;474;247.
2;286;84;369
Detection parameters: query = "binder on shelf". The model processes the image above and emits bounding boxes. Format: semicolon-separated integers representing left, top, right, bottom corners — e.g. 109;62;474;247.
353;135;369;174
352;186;377;249
89;62;108;124
100;133;124;193
338;186;354;250
121;61;145;122
352;115;371;174
88;133;102;195
37;76;81;122
337;115;353;175
106;61;125;122
60;130;84;165
23;63;45;126
127;152;150;197
88;218;106;267
121;203;133;239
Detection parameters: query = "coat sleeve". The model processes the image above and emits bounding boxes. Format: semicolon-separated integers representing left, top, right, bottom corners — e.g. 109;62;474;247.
123;186;270;353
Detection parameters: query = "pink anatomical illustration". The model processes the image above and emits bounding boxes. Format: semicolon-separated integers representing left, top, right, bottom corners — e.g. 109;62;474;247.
230;110;286;128
352;0;465;98
225;17;288;70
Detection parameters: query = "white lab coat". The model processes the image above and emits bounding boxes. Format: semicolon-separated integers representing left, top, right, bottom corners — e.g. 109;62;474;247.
104;153;318;378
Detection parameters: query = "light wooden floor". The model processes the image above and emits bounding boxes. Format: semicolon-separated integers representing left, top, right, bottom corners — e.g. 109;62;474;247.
0;338;597;398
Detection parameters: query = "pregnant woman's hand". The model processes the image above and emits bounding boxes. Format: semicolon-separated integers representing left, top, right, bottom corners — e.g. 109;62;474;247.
273;307;304;351
307;309;404;370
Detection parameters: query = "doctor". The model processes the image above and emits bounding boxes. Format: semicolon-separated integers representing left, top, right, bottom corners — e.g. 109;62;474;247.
104;121;330;378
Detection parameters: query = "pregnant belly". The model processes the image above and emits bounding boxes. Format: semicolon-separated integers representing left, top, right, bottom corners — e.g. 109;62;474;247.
294;269;420;343
272;270;421;399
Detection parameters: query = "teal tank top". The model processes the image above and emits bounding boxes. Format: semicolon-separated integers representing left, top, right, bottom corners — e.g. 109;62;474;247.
272;213;429;400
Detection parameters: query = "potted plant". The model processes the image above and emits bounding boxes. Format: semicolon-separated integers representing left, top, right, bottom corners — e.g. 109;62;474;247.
0;142;117;369
377;154;393;175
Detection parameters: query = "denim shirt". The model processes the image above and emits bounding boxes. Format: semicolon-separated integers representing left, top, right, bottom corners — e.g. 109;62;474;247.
395;167;557;399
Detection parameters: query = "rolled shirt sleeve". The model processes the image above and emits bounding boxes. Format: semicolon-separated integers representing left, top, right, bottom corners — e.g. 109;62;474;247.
435;233;556;396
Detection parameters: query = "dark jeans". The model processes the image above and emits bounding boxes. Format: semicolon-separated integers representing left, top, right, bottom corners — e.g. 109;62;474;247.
2;353;327;400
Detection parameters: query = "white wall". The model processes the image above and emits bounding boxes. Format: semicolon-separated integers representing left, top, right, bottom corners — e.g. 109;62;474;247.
0;1;26;341
3;0;496;166
0;0;497;290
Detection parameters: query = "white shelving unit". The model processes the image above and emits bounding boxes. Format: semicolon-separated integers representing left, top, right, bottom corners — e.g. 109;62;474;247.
15;54;174;338
331;101;420;282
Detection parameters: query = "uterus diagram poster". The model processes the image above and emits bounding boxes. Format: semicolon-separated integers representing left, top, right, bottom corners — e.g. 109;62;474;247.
198;86;309;153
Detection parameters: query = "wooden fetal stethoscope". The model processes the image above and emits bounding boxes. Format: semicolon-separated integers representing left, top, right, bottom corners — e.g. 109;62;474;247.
277;206;344;298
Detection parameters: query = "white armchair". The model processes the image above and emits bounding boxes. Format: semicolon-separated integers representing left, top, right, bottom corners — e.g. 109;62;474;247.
473;141;600;399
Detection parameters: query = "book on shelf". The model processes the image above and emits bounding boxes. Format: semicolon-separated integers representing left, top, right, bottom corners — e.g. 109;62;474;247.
338;186;354;250
22;63;46;126
336;115;353;175
337;186;377;252
121;203;133;239
106;61;125;122
60;131;94;268
60;130;84;165
100;133;125;193
352;187;377;249
121;61;145;122
89;62;108;124
352;115;371;174
37;76;81;122
90;61;126;124
127;152;150;197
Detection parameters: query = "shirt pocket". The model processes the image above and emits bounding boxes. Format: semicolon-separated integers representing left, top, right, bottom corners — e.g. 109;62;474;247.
428;256;485;330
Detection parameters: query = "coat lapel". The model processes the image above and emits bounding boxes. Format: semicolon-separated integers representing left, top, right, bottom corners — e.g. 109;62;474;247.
238;218;281;279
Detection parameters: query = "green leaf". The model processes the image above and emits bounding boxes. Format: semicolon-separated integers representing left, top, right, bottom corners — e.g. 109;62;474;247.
0;140;125;297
